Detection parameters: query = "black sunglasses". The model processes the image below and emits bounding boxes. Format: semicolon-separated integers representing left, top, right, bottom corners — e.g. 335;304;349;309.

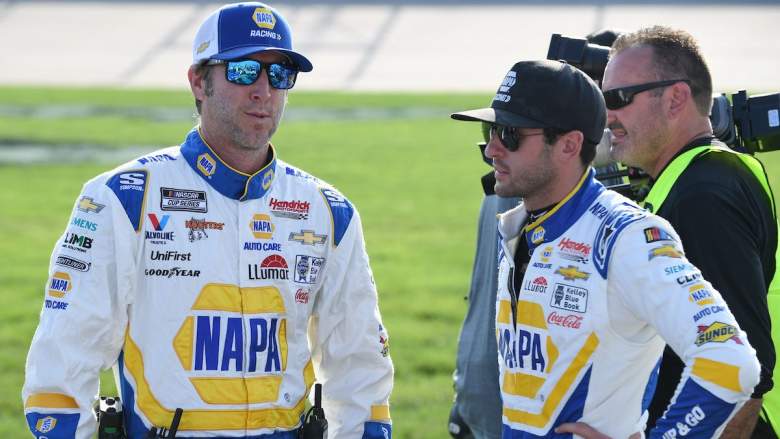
206;59;299;90
481;122;545;152
602;79;690;110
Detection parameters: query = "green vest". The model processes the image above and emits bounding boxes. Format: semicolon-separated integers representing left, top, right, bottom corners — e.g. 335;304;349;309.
642;143;780;430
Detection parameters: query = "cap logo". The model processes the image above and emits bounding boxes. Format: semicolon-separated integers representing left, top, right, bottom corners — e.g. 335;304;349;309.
253;7;276;29
494;71;516;103
196;41;210;54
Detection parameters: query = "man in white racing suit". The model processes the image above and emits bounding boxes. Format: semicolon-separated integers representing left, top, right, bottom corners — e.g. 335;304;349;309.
22;3;393;438
452;60;759;438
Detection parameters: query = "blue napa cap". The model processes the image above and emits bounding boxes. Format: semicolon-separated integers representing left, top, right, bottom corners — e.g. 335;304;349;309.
192;2;312;72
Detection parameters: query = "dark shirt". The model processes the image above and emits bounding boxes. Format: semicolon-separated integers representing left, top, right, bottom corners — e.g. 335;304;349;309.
647;138;777;429
452;170;519;438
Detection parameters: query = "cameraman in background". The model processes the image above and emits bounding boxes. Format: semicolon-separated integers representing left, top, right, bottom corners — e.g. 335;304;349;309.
602;26;778;438
447;30;621;439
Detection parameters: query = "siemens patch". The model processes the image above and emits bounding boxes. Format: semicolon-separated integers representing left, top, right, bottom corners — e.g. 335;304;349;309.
161;188;207;213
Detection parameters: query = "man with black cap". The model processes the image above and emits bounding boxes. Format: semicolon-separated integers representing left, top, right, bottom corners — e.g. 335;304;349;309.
451;60;759;437
22;3;393;438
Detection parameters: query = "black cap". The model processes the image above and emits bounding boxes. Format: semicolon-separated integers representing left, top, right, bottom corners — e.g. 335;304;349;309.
451;60;607;145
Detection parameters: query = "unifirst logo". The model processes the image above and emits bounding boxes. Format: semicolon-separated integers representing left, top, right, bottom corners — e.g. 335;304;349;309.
253;7;276;29
197;153;216;177
48;272;72;298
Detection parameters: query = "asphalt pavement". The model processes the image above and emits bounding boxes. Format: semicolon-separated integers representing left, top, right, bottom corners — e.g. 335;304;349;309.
0;1;778;93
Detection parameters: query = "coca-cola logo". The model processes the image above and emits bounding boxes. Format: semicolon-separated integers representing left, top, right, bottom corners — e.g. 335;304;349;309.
295;288;310;304
547;312;583;329
558;238;591;256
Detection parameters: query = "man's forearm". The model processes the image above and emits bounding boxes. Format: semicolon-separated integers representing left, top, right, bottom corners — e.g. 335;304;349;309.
720;398;762;439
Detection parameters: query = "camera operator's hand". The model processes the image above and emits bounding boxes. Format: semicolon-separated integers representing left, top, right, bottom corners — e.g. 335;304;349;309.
448;404;474;439
555;422;641;439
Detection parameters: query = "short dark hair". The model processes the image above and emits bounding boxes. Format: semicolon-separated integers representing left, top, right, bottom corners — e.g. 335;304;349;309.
611;26;712;116
543;127;597;166
193;63;214;115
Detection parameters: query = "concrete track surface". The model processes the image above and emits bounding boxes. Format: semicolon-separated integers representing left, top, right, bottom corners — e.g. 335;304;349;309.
0;0;778;93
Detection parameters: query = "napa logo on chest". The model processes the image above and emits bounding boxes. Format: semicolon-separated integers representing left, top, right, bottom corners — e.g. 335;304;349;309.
249;213;275;239
498;325;548;373
173;284;289;404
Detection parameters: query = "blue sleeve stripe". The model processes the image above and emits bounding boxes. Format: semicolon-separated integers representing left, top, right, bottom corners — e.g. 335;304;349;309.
106;170;149;232
26;412;79;438
362;421;392;439
319;187;354;247
650;378;736;438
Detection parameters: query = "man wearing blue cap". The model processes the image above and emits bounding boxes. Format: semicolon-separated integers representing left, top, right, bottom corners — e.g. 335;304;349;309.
22;3;393;438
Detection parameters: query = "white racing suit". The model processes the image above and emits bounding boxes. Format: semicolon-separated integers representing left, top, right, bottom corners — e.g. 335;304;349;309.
496;169;760;438
23;128;394;439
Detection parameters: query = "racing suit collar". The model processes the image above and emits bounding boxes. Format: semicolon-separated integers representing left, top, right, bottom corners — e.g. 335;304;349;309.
520;167;604;254
180;128;277;201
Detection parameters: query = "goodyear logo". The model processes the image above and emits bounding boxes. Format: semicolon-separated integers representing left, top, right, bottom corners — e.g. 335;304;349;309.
48;271;72;298
250;214;274;239
555;265;590;282
197;153;216;177
35;416;57;433
688;284;714;306
648;244;683;261
253;7;276;29
695;322;743;346
530;226;545;244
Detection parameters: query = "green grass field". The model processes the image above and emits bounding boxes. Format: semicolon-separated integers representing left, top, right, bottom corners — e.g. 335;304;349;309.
0;86;493;438
3;86;780;438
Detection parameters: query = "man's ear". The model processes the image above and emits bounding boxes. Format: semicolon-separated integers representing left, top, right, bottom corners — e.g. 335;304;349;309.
667;81;691;119
558;130;584;162
188;65;207;101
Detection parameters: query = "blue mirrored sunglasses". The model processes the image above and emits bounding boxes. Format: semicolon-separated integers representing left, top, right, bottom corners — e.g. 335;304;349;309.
206;59;298;90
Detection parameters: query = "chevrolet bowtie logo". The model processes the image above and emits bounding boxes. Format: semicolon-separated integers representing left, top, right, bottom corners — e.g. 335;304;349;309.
555;265;590;281
648;244;683;261
77;196;105;214
289;230;327;246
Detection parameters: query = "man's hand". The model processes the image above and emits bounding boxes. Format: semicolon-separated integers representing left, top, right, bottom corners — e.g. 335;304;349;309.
555;422;641;439
719;398;762;439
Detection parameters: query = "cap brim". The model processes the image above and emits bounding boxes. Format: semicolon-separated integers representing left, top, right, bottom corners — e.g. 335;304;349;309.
212;47;313;72
451;108;546;127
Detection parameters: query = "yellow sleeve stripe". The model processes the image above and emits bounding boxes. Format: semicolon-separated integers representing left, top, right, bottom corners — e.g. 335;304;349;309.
25;393;78;409
371;404;391;421
692;357;743;393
